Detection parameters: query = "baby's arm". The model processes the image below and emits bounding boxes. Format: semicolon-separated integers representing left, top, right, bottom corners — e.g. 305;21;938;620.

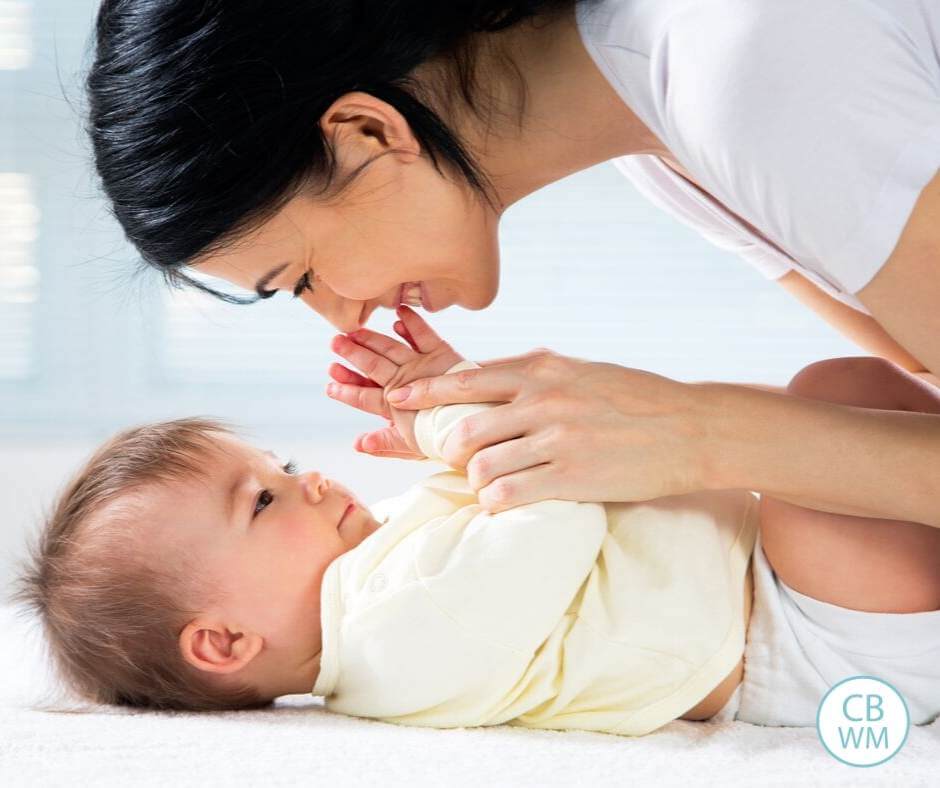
411;359;496;467
325;475;608;725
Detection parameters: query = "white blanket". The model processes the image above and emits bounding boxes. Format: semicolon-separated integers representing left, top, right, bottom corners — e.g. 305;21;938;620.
1;604;936;787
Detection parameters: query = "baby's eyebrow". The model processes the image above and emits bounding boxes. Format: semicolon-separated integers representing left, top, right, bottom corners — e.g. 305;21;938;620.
224;470;244;527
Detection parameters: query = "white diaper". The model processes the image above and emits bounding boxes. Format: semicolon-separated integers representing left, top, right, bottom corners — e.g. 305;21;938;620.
714;531;940;727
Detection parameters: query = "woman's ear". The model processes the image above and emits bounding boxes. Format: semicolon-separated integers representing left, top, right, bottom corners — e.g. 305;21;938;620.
319;91;421;161
178;618;264;675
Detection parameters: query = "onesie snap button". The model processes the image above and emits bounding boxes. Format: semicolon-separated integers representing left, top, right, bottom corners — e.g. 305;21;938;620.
369;572;387;592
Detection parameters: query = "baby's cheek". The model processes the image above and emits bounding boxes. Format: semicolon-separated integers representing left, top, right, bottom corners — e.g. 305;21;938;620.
280;515;318;547
278;516;341;564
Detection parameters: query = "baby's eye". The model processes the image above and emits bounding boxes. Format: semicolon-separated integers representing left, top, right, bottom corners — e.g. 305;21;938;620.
282;460;297;474
254;489;274;517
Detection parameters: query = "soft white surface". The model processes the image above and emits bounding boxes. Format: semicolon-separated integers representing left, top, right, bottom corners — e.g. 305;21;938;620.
2;605;937;787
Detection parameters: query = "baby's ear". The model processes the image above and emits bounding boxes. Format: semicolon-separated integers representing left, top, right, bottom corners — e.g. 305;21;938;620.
178;618;264;675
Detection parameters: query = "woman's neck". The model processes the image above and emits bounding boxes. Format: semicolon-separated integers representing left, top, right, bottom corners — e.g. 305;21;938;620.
414;3;669;213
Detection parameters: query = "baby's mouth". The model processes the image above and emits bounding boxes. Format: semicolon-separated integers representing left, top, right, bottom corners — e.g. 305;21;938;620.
337;501;355;529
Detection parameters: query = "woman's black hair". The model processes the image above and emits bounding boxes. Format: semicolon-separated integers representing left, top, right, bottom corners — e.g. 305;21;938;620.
85;0;583;303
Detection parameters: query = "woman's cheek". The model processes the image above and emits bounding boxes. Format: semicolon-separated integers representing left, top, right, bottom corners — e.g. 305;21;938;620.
330;279;389;303
326;258;402;301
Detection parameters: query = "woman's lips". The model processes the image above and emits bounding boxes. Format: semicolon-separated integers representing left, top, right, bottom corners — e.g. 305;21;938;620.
399;282;421;308
398;281;435;312
420;281;435;312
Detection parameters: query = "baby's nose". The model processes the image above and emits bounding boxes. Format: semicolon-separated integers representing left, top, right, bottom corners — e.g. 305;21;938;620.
301;472;329;503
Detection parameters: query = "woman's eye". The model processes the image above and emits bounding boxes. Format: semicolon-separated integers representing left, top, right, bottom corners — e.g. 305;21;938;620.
253;489;274;517
292;271;315;299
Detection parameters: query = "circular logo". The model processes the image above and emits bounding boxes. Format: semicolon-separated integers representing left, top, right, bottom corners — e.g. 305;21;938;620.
816;676;910;767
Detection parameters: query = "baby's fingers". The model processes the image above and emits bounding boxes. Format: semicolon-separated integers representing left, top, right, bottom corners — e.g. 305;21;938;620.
326;380;389;418
393;320;419;352
347;326;415;366
329;362;381;388
331;334;398;386
396;304;448;354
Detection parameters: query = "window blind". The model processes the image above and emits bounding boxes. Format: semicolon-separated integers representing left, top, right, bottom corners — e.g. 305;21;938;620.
0;1;31;70
0;172;38;380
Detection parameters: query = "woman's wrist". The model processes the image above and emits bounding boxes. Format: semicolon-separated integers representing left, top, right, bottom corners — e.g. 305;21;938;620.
692;381;837;494
691;381;940;526
690;382;750;493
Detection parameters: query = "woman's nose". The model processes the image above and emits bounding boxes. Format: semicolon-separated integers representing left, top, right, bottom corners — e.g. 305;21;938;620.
297;285;366;333
300;472;329;504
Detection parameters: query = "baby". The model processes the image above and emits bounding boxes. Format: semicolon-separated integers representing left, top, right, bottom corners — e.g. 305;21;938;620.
13;308;940;734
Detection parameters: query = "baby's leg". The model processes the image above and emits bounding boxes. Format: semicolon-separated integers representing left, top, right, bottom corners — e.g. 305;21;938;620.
759;356;940;613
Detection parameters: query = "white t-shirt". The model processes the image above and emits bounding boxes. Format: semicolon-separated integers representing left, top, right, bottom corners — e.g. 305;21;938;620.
575;0;940;314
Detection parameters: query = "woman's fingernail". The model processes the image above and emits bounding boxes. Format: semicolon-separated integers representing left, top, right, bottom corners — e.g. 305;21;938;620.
326;383;336;396
387;386;410;403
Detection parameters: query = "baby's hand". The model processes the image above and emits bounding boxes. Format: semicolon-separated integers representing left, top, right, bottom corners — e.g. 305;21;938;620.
328;305;466;459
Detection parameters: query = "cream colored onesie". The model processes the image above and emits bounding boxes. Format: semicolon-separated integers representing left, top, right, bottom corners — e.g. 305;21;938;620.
311;360;758;736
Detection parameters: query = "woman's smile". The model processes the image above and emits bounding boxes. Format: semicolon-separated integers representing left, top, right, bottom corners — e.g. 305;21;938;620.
398;282;435;312
399;282;424;309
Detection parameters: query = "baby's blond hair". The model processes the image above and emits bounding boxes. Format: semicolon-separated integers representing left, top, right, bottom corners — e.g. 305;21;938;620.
10;417;272;712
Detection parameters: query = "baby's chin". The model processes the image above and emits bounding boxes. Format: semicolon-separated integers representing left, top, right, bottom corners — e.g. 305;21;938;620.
361;505;384;532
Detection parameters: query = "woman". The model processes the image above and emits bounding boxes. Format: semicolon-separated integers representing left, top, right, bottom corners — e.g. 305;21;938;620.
85;0;940;543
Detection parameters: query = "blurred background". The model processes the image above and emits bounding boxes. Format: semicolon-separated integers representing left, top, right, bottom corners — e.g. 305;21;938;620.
1;1;859;592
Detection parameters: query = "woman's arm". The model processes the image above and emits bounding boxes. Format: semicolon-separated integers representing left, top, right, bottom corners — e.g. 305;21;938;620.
857;170;940;379
703;175;940;523
696;381;940;527
774;270;929;372
384;353;940;528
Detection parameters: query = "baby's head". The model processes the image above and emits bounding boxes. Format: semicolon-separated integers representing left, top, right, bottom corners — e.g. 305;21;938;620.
12;417;381;711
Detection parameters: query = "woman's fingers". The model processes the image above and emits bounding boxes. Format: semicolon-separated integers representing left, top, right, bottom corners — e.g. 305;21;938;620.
396;304;448;354
330;333;399;386
347;326;415;366
475;347;556;368
462;434;551;494
439;402;525;469
387;363;522;409
328;362;381;388
476;462;560;514
326;379;389;418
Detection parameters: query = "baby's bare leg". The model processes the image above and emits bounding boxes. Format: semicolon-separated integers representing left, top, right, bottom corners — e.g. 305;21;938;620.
759;357;940;613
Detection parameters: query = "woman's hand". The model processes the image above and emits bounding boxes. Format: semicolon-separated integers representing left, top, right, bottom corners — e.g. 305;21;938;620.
382;350;710;512
326;305;466;459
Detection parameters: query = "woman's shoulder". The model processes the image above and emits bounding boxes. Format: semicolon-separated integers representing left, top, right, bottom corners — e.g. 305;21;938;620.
626;0;940;296
581;0;935;123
